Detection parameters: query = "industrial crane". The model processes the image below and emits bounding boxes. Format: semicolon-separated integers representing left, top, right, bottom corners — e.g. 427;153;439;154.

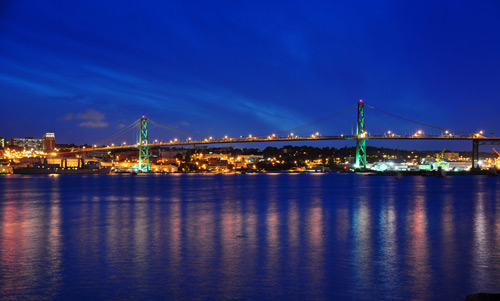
434;148;448;170
436;148;446;162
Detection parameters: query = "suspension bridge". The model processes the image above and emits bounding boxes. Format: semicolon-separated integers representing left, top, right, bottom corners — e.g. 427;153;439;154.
76;100;500;172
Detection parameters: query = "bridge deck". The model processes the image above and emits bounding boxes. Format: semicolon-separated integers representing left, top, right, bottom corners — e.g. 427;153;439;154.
73;135;500;153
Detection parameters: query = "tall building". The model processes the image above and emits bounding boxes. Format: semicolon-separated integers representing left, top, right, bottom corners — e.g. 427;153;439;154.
43;133;56;151
0;136;4;148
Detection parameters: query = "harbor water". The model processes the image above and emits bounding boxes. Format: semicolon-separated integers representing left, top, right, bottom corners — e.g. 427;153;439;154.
1;173;500;300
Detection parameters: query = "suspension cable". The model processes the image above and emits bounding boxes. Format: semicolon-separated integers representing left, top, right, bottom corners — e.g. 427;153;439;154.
365;104;474;135
93;119;140;146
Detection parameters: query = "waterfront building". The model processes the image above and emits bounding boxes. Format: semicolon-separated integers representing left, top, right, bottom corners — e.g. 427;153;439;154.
159;149;188;159
443;152;460;161
448;161;471;171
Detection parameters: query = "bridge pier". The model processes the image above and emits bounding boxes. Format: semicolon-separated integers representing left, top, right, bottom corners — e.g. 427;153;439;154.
471;139;479;170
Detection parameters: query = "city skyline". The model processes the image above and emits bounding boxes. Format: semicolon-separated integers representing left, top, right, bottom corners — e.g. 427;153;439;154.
1;1;499;147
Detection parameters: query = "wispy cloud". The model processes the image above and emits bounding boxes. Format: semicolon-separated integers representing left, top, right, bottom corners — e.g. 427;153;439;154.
62;109;109;128
76;109;105;121
79;120;108;128
62;113;73;120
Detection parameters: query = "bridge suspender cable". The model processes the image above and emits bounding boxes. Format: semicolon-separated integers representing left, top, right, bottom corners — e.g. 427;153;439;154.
365;104;474;135
260;103;357;137
93;119;140;146
148;119;209;139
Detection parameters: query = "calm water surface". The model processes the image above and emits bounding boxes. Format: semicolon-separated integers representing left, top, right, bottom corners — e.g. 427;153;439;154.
1;173;500;300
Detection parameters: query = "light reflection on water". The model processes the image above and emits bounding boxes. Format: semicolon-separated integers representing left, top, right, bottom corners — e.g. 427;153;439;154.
1;174;500;300
473;178;490;292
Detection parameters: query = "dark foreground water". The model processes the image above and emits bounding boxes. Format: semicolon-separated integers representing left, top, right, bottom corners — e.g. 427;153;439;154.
1;173;500;300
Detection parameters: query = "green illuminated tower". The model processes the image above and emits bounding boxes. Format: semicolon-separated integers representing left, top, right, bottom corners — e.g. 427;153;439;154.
138;116;150;172
355;100;366;169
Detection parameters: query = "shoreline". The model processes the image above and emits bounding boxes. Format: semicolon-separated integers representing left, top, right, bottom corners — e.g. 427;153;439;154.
2;170;498;176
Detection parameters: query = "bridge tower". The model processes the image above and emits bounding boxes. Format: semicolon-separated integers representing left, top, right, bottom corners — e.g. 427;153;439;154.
355;100;367;169
138;116;150;172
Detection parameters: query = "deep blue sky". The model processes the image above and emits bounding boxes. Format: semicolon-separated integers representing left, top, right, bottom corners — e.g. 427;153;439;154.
1;1;499;148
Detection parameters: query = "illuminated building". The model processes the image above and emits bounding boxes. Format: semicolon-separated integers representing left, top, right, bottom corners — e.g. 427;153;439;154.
43;133;55;151
12;137;42;149
443;152;460;161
